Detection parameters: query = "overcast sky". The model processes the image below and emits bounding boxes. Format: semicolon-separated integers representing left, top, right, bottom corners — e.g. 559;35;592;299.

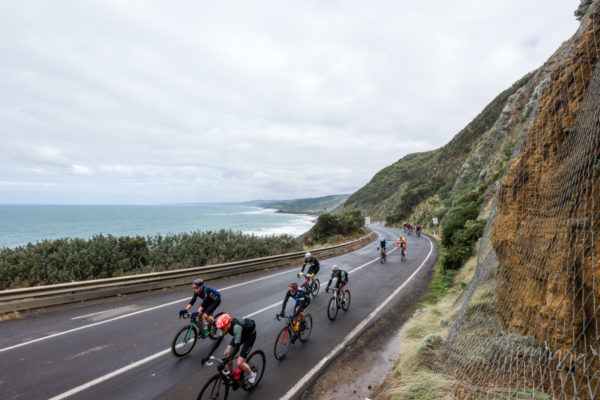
0;1;581;204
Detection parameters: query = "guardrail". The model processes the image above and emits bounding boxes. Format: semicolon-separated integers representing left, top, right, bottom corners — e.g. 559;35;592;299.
0;231;376;313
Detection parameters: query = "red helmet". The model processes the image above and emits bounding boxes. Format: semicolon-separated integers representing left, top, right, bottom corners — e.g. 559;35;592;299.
216;313;232;329
289;282;298;291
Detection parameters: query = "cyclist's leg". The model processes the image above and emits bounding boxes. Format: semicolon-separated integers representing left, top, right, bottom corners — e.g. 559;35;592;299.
203;298;220;324
237;329;256;374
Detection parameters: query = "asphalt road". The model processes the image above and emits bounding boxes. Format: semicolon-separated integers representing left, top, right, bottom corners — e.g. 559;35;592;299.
0;225;437;400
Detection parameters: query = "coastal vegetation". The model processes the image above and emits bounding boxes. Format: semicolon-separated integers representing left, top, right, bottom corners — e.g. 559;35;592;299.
302;210;365;246
0;230;302;290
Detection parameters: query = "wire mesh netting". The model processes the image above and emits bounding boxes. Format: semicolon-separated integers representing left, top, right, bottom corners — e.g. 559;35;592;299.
433;3;600;399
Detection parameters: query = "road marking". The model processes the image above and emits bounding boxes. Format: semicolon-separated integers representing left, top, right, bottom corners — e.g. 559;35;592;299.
71;310;110;320
0;267;299;353
280;235;434;400
44;234;430;400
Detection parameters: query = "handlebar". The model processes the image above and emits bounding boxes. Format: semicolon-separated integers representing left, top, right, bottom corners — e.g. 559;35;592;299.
297;272;314;278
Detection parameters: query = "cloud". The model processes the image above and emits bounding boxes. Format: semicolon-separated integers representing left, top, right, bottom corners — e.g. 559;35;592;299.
0;0;581;204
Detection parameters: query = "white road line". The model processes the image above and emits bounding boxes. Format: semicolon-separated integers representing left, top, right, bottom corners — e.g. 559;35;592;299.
0;266;299;353
280;235;434;400
45;234;428;400
71;310;110;320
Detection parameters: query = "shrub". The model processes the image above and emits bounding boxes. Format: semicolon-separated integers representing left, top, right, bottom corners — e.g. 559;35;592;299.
304;210;365;245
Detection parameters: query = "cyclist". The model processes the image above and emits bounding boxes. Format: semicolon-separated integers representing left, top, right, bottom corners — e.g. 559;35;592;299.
179;278;221;332
377;238;387;259
301;252;320;287
325;265;349;302
397;235;407;255
416;224;421;236
278;282;310;333
201;313;257;384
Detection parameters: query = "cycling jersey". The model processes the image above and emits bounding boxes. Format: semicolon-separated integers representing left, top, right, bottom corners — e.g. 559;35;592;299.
301;256;320;275
189;286;221;315
379;239;387;249
326;270;348;290
281;288;310;316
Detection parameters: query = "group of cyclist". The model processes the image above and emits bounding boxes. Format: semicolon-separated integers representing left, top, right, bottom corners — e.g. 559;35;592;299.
377;233;408;259
403;222;421;236
179;252;349;385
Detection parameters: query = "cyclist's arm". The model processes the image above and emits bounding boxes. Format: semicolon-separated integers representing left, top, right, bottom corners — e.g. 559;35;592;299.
325;274;334;290
301;262;307;273
204;333;224;360
227;324;244;357
280;291;291;315
188;292;199;307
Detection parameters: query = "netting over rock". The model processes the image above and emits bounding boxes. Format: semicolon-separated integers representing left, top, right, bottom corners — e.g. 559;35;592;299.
433;4;600;399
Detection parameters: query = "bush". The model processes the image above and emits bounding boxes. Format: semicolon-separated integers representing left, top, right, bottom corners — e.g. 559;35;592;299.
442;219;486;270
304;210;365;245
0;230;303;289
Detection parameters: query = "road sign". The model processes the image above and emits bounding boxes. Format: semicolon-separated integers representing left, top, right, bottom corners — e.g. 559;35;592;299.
433;217;439;225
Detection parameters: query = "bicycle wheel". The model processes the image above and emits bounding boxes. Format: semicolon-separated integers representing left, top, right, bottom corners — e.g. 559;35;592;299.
274;327;293;360
342;290;351;312
171;325;199;359
208;312;225;340
197;374;229;400
327;296;338;321
299;314;312;342
311;279;320;297
379;253;384;264
242;350;266;391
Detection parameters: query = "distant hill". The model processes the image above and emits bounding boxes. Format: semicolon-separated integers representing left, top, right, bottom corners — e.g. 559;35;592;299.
245;195;350;215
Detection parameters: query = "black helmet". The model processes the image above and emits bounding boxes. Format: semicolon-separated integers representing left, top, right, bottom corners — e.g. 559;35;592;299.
192;279;204;288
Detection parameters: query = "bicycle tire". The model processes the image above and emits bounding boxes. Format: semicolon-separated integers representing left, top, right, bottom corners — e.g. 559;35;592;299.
197;374;229;400
342;290;351;312
299;314;312;342
311;279;320;297
327;296;338;321
379;254;384;264
242;350;266;391
171;324;199;359
208;312;225;340
274;326;292;360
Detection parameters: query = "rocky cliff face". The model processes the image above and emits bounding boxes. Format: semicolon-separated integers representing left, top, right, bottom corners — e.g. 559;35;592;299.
489;4;600;396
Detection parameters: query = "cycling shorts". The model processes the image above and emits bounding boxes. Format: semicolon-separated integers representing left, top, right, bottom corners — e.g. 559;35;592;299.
228;325;256;359
307;265;320;275
294;297;310;315
335;278;348;289
201;297;221;316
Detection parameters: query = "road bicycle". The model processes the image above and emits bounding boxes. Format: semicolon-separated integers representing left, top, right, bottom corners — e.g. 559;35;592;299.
326;286;351;321
378;247;387;264
400;244;406;262
171;311;225;359
298;272;320;296
273;313;313;360
197;350;266;399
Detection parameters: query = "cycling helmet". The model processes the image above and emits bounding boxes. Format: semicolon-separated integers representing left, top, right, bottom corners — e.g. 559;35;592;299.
332;265;339;272
304;252;311;260
216;313;232;329
289;282;299;291
192;278;204;288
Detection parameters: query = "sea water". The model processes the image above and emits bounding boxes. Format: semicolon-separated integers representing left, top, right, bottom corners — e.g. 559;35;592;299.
0;204;316;249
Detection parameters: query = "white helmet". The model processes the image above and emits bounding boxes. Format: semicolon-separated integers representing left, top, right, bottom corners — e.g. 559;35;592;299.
332;265;339;272
305;252;311;259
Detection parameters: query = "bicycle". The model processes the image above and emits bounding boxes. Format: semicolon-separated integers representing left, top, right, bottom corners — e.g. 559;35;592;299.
326;287;351;321
273;313;313;360
400;244;406;262
197;350;266;399
297;272;320;296
378;247;387;264
171;311;225;359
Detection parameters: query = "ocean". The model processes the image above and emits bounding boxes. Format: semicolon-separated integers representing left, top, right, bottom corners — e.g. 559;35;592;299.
0;204;316;249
